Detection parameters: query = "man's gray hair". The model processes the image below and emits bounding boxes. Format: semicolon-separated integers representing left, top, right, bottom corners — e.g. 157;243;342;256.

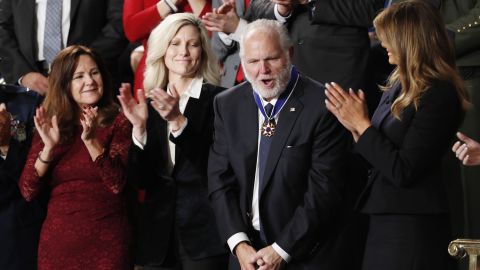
239;19;292;59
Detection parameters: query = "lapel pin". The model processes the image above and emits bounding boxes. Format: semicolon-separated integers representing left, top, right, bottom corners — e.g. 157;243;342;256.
290;107;296;112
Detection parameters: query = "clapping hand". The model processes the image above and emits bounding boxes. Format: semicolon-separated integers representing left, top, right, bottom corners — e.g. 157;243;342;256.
34;106;60;149
117;83;148;140
452;132;480;166
150;86;180;120
80;106;99;141
325;82;371;142
201;0;240;34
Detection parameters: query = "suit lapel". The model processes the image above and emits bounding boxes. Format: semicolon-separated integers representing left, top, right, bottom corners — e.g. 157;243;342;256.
371;84;400;129
259;85;303;197
179;90;207;163
241;86;261;205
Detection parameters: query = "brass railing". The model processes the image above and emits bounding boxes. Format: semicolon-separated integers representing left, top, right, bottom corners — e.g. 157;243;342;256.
449;239;480;270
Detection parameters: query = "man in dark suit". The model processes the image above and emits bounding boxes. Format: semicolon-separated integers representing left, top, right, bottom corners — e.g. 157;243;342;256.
208;19;351;270
0;0;127;94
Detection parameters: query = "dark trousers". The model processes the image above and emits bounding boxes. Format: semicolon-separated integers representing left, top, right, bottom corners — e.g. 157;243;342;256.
362;214;456;270
143;229;228;270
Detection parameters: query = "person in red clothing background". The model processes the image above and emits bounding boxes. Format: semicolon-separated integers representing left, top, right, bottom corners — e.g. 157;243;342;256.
123;0;212;97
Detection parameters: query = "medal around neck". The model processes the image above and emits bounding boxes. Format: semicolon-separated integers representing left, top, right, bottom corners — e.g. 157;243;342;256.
261;118;276;137
253;66;300;138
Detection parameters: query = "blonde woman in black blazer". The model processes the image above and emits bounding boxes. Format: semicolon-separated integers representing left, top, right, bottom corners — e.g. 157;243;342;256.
325;1;469;270
118;13;228;270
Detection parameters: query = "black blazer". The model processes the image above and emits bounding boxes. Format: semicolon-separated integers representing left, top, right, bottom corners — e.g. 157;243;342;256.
0;0;126;83
128;83;227;265
356;80;464;214
208;74;351;268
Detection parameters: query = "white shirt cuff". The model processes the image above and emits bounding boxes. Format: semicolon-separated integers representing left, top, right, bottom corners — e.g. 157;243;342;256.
169;118;188;137
132;131;147;150
227;232;251;254
218;32;234;46
274;4;291;22
272;242;291;263
230;18;248;42
133;45;145;52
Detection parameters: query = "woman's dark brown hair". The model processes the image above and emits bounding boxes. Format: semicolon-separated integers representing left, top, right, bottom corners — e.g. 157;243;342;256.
42;45;119;142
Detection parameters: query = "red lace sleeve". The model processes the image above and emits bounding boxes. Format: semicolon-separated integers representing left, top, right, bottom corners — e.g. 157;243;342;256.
18;132;46;201
93;113;132;194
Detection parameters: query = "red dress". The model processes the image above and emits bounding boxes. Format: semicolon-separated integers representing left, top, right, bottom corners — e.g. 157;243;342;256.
19;113;132;270
123;0;212;95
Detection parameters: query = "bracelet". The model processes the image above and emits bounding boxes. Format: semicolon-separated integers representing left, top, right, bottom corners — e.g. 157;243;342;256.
38;151;53;164
163;0;178;13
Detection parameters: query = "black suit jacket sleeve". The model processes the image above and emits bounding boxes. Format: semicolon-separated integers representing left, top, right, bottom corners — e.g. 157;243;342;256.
311;0;384;27
208;96;249;240
127;104;166;189
355;82;462;188
0;0;34;82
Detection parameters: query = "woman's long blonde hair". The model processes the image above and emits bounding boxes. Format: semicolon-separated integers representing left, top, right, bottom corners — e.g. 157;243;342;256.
374;0;468;119
143;13;220;92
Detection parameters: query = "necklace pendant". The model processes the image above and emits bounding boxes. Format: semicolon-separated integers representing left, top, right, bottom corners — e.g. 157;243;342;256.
261;119;276;137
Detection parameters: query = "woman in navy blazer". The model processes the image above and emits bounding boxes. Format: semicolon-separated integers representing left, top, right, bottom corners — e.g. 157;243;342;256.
118;13;227;270
325;1;469;270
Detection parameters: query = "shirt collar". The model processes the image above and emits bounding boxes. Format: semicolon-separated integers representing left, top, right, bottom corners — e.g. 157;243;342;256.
261;97;278;107
167;76;203;99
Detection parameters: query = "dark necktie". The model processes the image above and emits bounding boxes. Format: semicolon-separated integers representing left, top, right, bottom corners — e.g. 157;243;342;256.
258;103;274;243
259;103;274;188
44;0;63;66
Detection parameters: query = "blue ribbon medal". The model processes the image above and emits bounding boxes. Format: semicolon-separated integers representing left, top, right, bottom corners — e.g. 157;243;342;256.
253;66;299;137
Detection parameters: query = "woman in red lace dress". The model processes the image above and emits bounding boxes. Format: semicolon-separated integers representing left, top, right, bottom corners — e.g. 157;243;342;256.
19;45;132;270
